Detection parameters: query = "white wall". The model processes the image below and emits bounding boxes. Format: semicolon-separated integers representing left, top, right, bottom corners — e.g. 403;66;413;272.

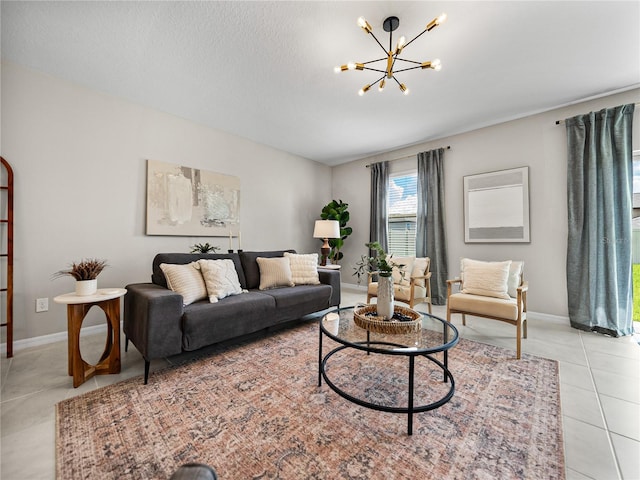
332;89;640;318
1;62;333;340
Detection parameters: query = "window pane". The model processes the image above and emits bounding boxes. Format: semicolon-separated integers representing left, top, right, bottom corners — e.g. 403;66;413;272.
388;172;417;256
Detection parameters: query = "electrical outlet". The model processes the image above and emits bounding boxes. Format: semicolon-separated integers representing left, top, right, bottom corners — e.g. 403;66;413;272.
36;297;49;313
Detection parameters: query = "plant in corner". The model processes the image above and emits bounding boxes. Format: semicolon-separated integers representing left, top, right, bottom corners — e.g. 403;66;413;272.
320;199;352;264
190;242;220;254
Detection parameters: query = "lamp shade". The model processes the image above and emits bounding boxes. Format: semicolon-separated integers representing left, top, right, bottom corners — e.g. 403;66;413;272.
313;220;340;239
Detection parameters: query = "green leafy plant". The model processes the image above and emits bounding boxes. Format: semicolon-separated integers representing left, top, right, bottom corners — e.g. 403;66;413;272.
52;258;108;281
353;242;405;284
320;199;352;263
190;242;220;254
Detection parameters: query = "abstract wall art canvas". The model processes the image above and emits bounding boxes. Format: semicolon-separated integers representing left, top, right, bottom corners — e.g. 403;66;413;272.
146;159;240;236
464;166;530;243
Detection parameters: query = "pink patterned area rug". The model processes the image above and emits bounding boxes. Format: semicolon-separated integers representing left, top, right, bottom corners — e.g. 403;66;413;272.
56;321;564;479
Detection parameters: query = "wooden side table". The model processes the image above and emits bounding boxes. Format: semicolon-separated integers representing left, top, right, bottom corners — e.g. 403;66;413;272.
54;288;126;387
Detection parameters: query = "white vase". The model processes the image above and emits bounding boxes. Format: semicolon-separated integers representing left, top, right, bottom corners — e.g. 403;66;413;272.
377;274;394;320
75;279;97;296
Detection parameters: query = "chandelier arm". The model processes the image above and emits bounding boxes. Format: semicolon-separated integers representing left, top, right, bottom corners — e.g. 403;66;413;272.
392;66;423;74
394;58;423;65
368;32;390;55
362;57;388;65
391;76;403;87
402;29;428;50
371;75;386;87
363;67;387;74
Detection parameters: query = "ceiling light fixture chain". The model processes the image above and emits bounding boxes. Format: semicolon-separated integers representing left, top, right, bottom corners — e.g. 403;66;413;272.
334;12;446;96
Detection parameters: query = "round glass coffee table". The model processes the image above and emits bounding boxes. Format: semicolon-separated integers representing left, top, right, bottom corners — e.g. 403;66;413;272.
318;306;459;435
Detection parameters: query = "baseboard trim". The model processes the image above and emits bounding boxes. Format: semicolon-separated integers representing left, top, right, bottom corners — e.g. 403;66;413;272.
1;322;113;355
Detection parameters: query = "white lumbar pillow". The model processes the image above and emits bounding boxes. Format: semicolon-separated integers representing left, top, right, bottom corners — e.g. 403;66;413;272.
160;262;207;306
197;259;244;303
460;258;512;299
284;252;320;285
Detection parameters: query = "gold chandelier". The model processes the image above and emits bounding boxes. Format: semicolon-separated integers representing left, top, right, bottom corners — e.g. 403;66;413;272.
335;13;447;96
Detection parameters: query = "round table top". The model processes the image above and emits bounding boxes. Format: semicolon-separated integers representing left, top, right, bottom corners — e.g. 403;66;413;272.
54;288;127;304
321;306;459;355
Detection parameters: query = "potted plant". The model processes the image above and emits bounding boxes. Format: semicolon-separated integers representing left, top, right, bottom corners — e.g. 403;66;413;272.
53;258;108;296
190;242;220;254
353;242;405;319
320;199;352;264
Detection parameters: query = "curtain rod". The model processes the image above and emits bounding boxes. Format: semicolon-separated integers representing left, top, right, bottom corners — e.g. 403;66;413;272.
555;102;640;125
365;146;450;168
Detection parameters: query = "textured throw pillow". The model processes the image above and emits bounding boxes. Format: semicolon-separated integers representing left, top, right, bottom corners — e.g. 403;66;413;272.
284;252;320;285
507;261;524;298
159;262;207;306
411;257;430;287
197;259;244;303
391;256;415;285
256;256;294;290
461;258;512;299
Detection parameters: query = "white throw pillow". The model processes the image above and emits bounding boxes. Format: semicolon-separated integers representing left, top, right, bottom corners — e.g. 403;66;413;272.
256;257;295;290
197;259;244;303
411;257;430;287
507;261;524;298
391;256;415;285
460;258;512;299
160;262;207;306
284;252;320;285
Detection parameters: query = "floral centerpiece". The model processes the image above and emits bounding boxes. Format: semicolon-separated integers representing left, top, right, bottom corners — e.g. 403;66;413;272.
353;242;406;320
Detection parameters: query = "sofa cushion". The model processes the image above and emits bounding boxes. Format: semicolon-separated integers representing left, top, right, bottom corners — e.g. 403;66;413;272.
159;262;208;306
181;292;277;351
153;253;246;289
197;259;244;303
240;250;295;289
460;258;512;299
257;257;295;290
284;252;320;285
258;284;332;319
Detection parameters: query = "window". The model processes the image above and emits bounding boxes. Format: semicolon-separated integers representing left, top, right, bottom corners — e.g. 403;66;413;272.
387;171;417;256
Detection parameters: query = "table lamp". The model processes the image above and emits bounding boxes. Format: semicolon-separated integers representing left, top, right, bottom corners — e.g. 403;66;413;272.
313;220;340;266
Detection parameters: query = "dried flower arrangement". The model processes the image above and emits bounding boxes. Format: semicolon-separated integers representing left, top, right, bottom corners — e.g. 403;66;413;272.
53;258;108;281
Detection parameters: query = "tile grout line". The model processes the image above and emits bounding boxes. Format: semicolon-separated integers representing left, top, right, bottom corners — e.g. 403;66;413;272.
579;331;624;480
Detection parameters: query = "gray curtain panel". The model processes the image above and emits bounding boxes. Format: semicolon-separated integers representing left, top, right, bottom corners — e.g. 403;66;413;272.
369;161;389;256
417;148;448;305
565;104;635;337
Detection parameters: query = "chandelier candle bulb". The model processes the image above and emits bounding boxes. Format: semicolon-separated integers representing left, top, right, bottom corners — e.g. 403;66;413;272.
357;16;372;33
399;83;409;95
358;84;371;96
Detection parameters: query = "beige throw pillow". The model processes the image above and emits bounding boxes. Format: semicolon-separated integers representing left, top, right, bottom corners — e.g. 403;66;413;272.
507;261;524;298
197;259;244;303
391;256;414;285
461;258;512;299
257;257;295;290
160;262;207;306
411;257;430;287
284;252;320;285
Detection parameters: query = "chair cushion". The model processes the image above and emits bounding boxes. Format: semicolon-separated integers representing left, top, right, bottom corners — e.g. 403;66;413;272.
460;258;511;299
411;257;430;287
507;261;524;298
448;292;520;321
368;282;427;302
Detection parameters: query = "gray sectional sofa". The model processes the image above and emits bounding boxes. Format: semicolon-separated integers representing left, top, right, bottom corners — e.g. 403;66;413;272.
124;250;341;383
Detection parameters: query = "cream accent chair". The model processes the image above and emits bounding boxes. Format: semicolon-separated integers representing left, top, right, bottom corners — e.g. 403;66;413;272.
446;259;528;359
367;257;433;313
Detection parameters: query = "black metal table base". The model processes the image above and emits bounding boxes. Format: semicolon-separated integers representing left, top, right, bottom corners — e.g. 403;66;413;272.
318;330;455;435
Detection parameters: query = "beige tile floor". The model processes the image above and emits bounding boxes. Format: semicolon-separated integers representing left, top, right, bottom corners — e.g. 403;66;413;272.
1;284;639;479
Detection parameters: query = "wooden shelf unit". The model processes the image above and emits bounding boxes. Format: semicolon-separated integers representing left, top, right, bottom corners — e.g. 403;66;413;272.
1;157;14;358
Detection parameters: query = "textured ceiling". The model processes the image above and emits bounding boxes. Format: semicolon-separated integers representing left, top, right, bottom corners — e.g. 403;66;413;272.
2;1;639;166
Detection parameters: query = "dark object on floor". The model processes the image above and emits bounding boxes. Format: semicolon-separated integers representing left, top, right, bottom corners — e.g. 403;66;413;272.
170;463;218;480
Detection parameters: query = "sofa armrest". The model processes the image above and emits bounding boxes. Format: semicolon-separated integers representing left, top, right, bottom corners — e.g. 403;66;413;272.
318;269;341;307
123;283;185;361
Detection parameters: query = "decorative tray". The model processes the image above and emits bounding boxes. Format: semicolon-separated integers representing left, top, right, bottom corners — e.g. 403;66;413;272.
353;304;422;334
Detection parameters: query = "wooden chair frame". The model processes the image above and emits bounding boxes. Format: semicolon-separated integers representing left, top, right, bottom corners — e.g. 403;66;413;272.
446;277;528;359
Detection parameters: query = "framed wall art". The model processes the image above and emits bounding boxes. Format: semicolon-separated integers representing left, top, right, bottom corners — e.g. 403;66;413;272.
146;159;240;236
464;166;530;243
